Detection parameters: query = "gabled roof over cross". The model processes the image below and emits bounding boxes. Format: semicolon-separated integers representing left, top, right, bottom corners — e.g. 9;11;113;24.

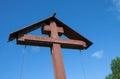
8;13;92;49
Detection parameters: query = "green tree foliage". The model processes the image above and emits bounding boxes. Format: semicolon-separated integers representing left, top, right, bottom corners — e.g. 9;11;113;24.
106;74;113;79
106;57;120;79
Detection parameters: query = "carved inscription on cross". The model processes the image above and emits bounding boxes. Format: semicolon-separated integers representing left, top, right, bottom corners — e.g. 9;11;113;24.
43;21;66;79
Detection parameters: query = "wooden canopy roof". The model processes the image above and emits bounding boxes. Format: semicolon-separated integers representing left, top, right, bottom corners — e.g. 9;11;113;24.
8;13;92;49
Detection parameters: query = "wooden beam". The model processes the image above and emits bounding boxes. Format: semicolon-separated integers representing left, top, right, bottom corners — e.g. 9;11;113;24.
43;25;64;35
17;34;87;49
51;43;66;79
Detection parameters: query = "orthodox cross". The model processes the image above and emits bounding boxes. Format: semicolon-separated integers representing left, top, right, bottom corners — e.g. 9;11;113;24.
8;14;92;79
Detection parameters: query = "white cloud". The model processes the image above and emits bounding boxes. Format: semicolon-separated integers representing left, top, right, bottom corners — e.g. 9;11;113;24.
31;47;40;53
91;50;104;59
117;15;120;19
112;0;120;13
107;0;120;19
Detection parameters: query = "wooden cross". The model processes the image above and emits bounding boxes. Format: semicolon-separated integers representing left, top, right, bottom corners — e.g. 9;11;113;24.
44;21;66;79
8;14;92;79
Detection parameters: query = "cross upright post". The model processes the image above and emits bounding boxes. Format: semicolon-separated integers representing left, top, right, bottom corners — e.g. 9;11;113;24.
43;21;66;79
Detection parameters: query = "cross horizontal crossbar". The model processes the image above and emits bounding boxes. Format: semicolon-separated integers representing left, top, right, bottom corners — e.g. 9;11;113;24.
43;25;64;35
17;34;87;49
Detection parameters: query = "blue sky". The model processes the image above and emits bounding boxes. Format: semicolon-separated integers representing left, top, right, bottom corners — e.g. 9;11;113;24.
0;0;120;79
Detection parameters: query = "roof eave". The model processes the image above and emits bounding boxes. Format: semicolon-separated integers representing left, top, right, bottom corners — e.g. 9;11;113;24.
8;15;55;42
